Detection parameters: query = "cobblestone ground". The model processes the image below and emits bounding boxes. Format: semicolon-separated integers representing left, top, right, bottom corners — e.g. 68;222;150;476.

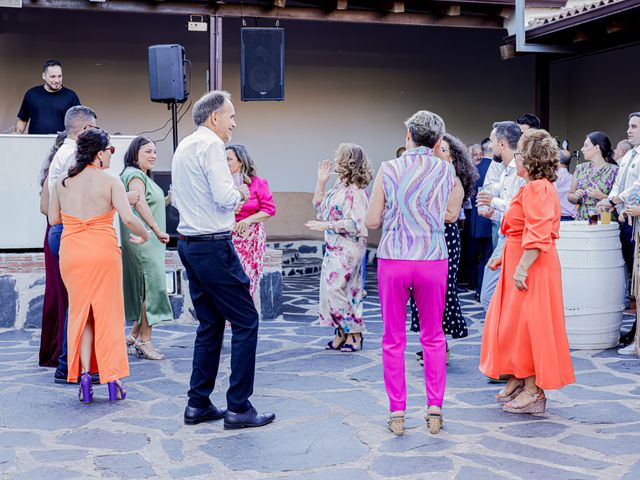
1;272;640;479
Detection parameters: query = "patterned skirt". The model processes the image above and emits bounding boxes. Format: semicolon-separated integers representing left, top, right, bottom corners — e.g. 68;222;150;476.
232;222;266;298
410;222;468;338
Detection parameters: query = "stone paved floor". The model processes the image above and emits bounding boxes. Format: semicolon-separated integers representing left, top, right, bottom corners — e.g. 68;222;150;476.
1;272;640;479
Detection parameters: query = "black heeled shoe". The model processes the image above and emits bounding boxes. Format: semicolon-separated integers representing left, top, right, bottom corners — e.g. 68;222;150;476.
340;334;364;352
325;327;346;350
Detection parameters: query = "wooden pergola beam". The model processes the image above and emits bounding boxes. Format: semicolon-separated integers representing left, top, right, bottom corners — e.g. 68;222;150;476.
19;1;504;28
382;2;404;14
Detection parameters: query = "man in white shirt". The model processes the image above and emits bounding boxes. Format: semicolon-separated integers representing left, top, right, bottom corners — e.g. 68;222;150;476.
555;150;576;221
172;91;275;429
597;112;640;349
476;121;524;312
47;105;97;385
480;138;505;249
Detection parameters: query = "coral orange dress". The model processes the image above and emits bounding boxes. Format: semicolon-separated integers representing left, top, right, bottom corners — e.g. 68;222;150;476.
480;179;575;390
59;208;129;384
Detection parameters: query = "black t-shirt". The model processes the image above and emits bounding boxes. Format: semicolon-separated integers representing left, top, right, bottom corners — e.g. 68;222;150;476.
17;85;81;134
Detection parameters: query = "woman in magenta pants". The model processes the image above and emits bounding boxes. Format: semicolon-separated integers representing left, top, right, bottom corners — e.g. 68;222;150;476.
366;110;454;436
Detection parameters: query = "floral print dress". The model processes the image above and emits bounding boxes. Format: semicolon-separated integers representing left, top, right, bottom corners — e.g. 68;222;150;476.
573;162;618;220
314;182;369;333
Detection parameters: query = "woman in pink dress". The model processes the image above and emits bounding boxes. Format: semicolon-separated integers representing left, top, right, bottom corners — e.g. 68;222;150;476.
226;144;277;298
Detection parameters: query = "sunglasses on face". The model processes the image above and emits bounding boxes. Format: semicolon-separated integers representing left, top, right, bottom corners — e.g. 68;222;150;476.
104;145;116;154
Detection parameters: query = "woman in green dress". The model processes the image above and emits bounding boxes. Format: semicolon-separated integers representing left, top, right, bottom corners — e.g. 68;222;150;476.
120;136;172;360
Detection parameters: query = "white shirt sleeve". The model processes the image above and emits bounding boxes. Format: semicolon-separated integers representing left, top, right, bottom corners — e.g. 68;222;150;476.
202;141;241;210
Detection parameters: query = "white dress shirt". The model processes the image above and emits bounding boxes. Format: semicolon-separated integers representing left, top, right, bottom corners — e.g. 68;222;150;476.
482;158;505;196
171;126;242;235
48;138;77;192
489;158;525;221
609;145;640;204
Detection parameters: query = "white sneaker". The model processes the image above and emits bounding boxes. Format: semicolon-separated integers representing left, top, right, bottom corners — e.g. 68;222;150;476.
618;343;638;356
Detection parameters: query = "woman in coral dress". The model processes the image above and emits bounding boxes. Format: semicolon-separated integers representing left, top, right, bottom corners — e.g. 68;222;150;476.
48;128;150;403
480;128;575;414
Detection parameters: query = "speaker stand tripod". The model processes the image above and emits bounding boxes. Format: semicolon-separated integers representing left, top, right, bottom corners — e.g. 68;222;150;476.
168;102;179;152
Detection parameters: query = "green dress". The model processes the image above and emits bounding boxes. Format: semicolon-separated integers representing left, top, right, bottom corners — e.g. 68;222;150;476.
120;167;172;326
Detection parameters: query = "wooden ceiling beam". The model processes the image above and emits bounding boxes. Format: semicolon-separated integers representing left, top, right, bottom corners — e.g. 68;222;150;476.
382;2;405;14
19;0;503;28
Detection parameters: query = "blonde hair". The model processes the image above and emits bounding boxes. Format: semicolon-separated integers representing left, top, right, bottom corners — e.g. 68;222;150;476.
334;143;373;189
518;129;559;182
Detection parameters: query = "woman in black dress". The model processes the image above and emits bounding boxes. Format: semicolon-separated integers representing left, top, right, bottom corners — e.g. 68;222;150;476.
411;134;478;364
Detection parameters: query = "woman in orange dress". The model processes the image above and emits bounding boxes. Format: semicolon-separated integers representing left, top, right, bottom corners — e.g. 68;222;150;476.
48;128;150;403
480;128;575;414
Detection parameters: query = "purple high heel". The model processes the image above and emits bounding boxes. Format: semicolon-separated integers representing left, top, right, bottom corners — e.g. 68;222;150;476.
108;381;127;402
78;372;93;404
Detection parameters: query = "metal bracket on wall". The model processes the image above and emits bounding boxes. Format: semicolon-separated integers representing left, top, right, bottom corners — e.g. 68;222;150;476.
515;0;574;53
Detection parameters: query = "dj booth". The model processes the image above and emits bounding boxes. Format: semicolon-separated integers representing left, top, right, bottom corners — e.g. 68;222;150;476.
0;134;177;250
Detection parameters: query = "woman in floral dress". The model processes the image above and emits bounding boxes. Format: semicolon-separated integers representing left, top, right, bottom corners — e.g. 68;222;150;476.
568;132;617;220
226;144;276;298
305;143;373;352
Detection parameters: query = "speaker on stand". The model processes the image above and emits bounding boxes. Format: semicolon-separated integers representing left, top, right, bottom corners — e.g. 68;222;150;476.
148;44;188;152
241;28;285;101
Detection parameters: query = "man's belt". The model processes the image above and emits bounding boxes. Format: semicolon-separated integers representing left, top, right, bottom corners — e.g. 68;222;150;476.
178;232;232;242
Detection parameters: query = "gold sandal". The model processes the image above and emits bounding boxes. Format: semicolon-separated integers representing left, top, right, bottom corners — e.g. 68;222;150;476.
126;335;138;355
425;409;443;434
503;389;546;414
388;411;405;436
134;340;165;360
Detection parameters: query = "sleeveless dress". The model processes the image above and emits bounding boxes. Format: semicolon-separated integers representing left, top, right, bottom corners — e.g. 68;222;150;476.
410;221;468;338
480;179;575;390
60;208;129;384
120;167;172;326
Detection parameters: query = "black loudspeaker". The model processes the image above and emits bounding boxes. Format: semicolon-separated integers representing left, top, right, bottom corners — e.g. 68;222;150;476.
241;28;285;101
148;44;187;103
151;171;179;246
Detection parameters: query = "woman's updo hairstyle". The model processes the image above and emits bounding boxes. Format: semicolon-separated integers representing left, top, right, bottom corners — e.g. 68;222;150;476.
517;129;559;182
63;128;110;186
587;131;615;165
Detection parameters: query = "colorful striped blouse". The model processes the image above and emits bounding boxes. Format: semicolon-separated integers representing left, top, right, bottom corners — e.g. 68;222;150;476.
378;146;455;261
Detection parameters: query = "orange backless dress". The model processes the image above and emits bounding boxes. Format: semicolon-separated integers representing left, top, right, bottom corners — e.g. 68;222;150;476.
59;208;129;384
480;179;575;390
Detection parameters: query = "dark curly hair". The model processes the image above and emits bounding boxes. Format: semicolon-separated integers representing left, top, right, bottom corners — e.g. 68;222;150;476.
443;134;479;201
518;129;559;182
63;128;110;186
334;143;373;189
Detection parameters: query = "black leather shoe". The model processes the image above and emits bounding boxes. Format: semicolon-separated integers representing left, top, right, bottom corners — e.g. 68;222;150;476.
54;370;101;385
224;407;275;430
184;404;227;425
53;369;68;384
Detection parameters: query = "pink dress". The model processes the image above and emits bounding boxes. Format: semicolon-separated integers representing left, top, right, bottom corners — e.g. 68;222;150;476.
232;176;276;297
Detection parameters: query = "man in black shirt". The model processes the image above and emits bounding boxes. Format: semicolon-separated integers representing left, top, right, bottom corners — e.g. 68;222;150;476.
15;60;81;134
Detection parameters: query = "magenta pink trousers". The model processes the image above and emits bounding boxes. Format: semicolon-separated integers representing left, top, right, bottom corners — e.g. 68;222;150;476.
378;258;448;411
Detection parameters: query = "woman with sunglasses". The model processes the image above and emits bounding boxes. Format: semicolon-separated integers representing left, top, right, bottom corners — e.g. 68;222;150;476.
120;136;172;360
306;143;373;352
48;128;150;403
